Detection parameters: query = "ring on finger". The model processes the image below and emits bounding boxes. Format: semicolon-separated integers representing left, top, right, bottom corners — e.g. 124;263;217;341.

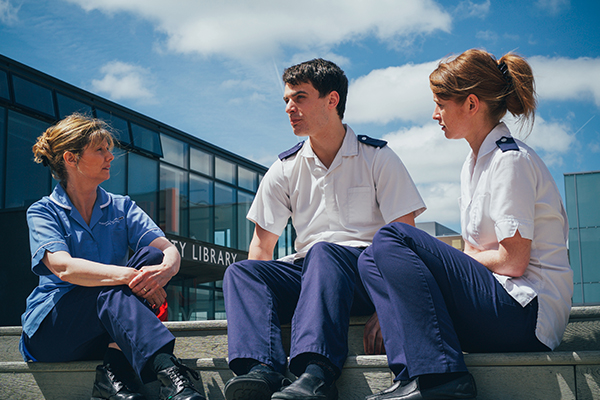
143;287;148;293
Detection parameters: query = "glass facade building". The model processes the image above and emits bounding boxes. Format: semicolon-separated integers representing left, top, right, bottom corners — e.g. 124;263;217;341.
0;54;294;325
565;171;600;305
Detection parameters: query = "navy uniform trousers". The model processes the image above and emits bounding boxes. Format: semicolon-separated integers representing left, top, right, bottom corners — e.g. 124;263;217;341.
358;223;549;381
23;246;175;382
223;242;375;377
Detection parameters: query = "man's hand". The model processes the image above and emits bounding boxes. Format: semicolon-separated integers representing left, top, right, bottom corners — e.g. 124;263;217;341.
363;312;386;355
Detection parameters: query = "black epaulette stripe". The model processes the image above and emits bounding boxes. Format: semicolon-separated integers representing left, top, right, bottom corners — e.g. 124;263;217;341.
357;135;387;148
496;136;519;152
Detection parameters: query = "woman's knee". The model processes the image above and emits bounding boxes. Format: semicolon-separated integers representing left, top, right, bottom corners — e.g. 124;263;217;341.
129;246;164;269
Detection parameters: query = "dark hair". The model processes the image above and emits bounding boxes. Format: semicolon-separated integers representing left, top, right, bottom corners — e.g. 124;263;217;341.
429;49;537;132
283;58;348;120
32;113;114;183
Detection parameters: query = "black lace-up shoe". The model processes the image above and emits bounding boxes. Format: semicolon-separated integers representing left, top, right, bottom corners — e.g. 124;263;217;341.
91;364;146;400
224;368;292;400
271;373;337;400
156;358;206;400
364;373;477;400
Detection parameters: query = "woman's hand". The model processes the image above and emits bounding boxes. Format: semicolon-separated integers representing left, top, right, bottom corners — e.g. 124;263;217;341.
363;312;386;355
129;265;170;307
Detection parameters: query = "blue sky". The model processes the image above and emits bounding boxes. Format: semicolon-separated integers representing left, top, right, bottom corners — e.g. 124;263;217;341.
1;0;599;232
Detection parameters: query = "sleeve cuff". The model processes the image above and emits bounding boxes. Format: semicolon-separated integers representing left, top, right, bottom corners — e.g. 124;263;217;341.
495;218;534;242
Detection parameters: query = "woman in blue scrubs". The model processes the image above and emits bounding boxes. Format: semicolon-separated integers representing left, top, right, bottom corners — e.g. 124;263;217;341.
359;49;573;400
20;114;205;400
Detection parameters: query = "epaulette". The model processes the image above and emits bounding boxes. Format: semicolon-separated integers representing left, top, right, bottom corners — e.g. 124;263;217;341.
495;136;519;152
278;141;305;160
357;135;387;148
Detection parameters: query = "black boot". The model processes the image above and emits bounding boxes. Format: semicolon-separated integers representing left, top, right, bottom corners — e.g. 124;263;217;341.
157;357;206;400
91;364;146;400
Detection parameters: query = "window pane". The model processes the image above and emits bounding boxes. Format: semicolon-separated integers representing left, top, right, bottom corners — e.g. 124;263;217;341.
583;283;600;304
238;166;257;192
56;93;92;119
214;183;236;247
237;191;255;251
580;227;600;283
0;107;5;207
0;69;9;99
161;134;188;168
214;287;226;320
572;283;583;305
128;153;158;220
190;147;213;176
12;75;54;116
101;147;126;195
576;174;600;227
131;123;162;157
564;174;576;226
96;109;131;145
5;111;51;208
215;157;235;184
190;174;213;243
160;164;189;236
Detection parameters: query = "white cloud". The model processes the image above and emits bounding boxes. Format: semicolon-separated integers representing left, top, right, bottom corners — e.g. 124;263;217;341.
530;56;600;107
505;114;576;167
382;123;469;226
0;0;19;24
346;61;439;125
347;55;600;128
91;61;155;102
65;0;452;60
535;0;570;14
454;0;491;19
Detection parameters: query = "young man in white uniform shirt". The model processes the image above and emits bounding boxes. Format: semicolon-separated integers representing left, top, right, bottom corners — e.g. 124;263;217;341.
222;59;425;400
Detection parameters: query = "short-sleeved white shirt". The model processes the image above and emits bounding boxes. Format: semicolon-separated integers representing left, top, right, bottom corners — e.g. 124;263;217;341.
248;125;426;262
460;122;573;349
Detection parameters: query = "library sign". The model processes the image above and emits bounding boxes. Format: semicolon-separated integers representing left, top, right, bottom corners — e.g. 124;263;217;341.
167;234;247;268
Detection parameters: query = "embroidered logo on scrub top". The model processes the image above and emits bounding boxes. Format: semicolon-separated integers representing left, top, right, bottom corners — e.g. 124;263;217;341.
99;216;125;226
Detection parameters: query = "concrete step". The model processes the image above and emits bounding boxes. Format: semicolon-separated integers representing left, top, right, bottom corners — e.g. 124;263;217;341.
2;306;600;399
3;306;600;361
2;352;600;399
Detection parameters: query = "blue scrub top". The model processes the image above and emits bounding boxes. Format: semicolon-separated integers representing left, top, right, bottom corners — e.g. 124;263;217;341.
21;184;164;340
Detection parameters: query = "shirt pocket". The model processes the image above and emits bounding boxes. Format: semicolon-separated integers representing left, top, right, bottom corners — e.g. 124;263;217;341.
467;193;491;241
346;186;374;225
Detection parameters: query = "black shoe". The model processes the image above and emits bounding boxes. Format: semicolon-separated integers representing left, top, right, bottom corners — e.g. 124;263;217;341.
91;364;146;400
224;368;292;400
157;358;206;400
364;373;477;399
365;381;410;400
271;373;337;400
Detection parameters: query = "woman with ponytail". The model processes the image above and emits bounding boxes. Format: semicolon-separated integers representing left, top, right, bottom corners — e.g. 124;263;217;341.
358;49;573;400
22;114;205;400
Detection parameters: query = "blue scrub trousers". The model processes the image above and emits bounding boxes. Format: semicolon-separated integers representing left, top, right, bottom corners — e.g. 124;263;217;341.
22;246;175;382
358;223;548;381
223;242;374;377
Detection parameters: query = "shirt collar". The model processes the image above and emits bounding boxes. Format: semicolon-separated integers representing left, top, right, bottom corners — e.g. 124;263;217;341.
49;184;112;210
475;121;512;161
302;124;358;159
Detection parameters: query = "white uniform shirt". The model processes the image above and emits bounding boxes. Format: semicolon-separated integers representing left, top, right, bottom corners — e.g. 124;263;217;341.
248;125;426;262
460;122;573;349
